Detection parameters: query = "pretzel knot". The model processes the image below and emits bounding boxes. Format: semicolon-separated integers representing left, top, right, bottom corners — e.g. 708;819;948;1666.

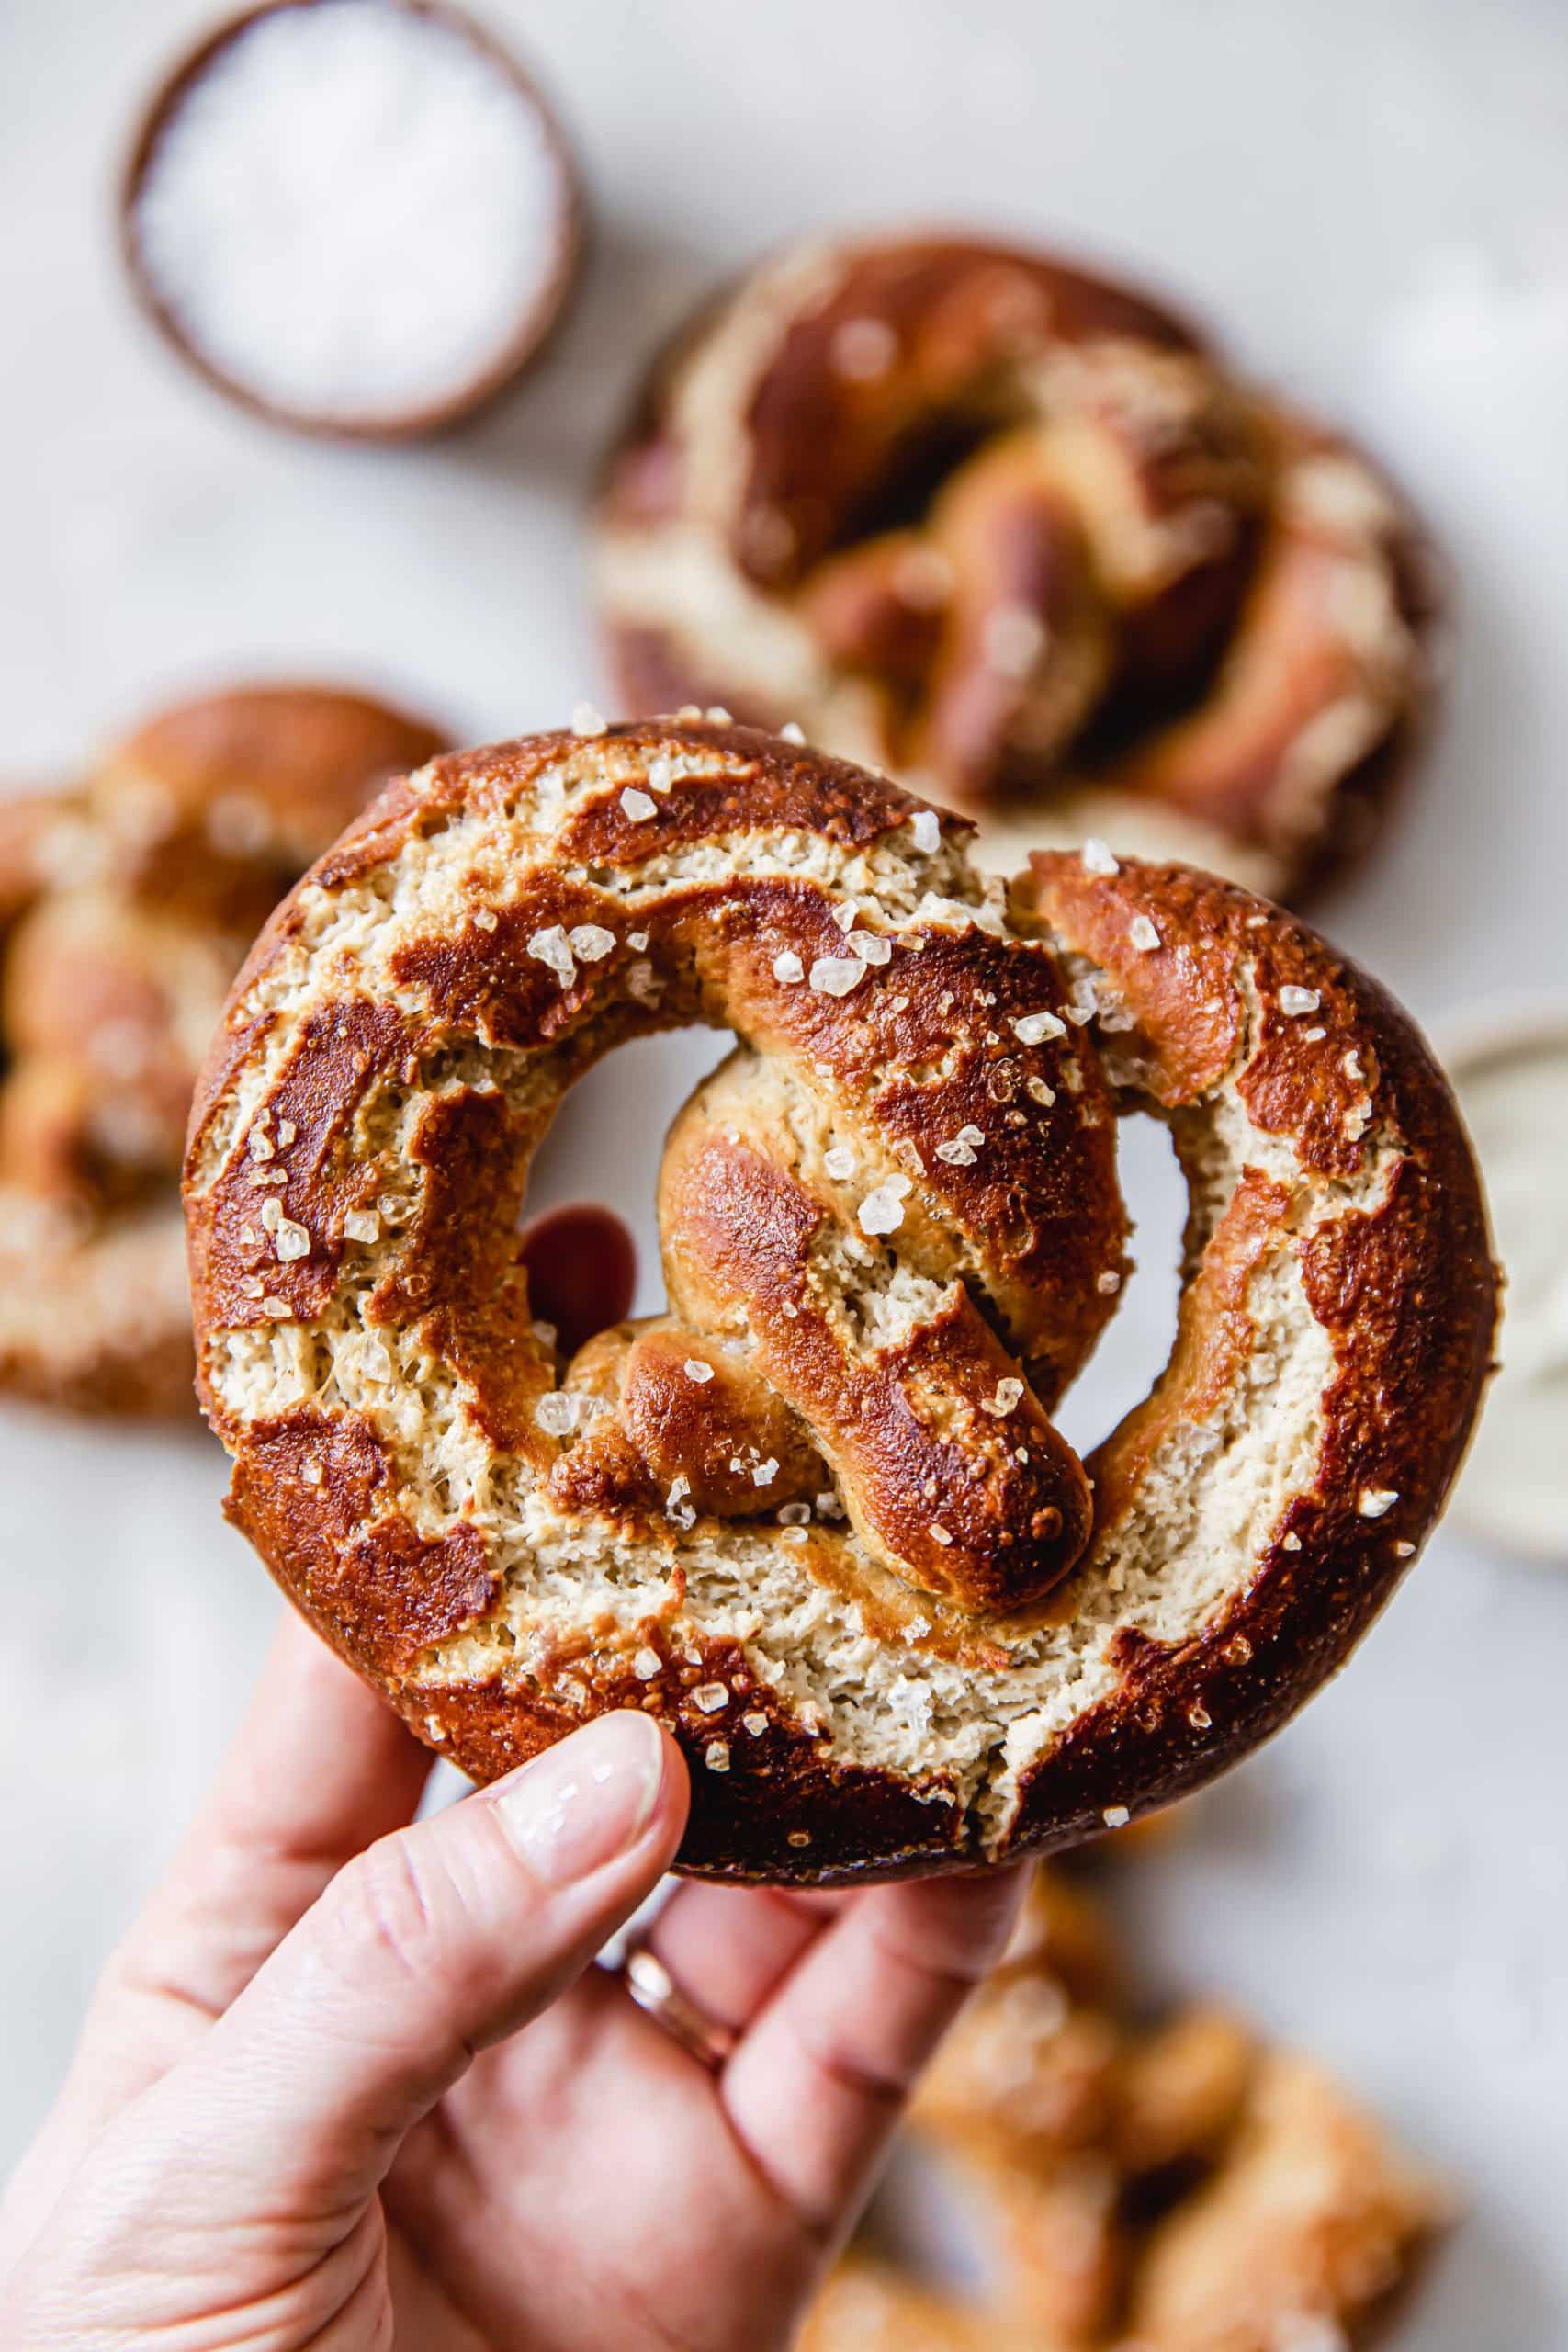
185;720;1495;1882
598;236;1438;899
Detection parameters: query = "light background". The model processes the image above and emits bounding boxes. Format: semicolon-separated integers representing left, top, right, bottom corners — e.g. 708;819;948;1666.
2;1;1566;2340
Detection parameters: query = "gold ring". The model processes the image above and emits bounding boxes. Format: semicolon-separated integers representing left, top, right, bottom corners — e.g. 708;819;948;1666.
619;1945;738;2069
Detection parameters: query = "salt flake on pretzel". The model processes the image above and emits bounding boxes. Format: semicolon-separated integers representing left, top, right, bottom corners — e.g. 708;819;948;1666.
184;719;1495;1882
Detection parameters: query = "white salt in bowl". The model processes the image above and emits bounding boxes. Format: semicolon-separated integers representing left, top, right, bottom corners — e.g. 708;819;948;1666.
121;0;583;439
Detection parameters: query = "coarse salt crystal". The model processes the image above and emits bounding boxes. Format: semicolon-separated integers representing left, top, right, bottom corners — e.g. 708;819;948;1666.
693;1682;728;1713
773;950;805;984
627;931;649;950
911;808;941;854
779;720;806;745
705;1739;730;1772
858;1178;909;1235
208;792;272;856
1280;985;1322;1016
531;1319;558;1348
823;1145;856;1181
983;1377;1025;1417
705;706;731;724
644;758;672;795
571;702;606;737
620;787;657;821
569;923;615;961
534;1391;581;1438
683;1358;713;1384
1359;1487;1399;1518
831;900;859;933
742;1711;768;1736
809;955;865;996
929;1523;953;1545
983;604;1046;678
260;1196;283;1232
473;908;499;933
1281;1531;1302;1552
248;1128;275;1162
752;1457;779;1487
344;1207;380;1244
1102;1804;1130;1828
1025;1076;1055;1105
1012;1010;1066;1045
276;1119;297;1147
830;315;897;380
632;1646;662;1680
848;932;891;965
1081;837;1119;875
275;1216;310;1269
1130;914;1161;952
528;924;576;984
1097;1270;1122;1294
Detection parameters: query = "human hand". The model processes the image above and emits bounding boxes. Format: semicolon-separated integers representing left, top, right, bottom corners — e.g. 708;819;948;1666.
0;1607;1023;2350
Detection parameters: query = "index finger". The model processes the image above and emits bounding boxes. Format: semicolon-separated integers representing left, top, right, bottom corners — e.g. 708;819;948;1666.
718;1865;1028;2237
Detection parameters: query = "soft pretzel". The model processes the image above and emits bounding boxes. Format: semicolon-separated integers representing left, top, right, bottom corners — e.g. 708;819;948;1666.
597;236;1438;899
801;1864;1447;2351
0;684;446;1414
184;718;1495;1879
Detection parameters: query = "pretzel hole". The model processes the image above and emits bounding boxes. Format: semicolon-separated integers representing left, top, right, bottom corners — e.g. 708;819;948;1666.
1053;1110;1184;1464
830;409;1013;551
525;1026;699;1322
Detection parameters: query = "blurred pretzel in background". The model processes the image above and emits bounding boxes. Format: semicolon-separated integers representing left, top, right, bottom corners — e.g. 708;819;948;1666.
597;236;1439;899
0;685;446;1413
802;1861;1448;2352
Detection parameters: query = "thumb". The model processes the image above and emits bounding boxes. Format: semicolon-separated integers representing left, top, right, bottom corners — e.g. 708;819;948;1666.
159;1708;689;2211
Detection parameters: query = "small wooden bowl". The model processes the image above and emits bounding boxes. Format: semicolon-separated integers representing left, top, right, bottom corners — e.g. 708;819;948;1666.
119;0;584;441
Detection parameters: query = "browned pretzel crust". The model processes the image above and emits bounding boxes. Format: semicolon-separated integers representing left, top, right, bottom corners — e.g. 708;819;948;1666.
597;236;1438;900
184;721;1495;1881
0;686;446;1414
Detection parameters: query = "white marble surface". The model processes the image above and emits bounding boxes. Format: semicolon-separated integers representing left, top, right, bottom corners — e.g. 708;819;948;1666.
2;0;1567;2339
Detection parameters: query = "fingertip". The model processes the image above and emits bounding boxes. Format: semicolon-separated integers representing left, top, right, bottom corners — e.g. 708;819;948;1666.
864;1857;1030;1973
486;1711;690;1892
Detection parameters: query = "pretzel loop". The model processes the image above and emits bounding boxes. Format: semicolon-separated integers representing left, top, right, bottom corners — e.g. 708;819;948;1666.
598;237;1436;898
